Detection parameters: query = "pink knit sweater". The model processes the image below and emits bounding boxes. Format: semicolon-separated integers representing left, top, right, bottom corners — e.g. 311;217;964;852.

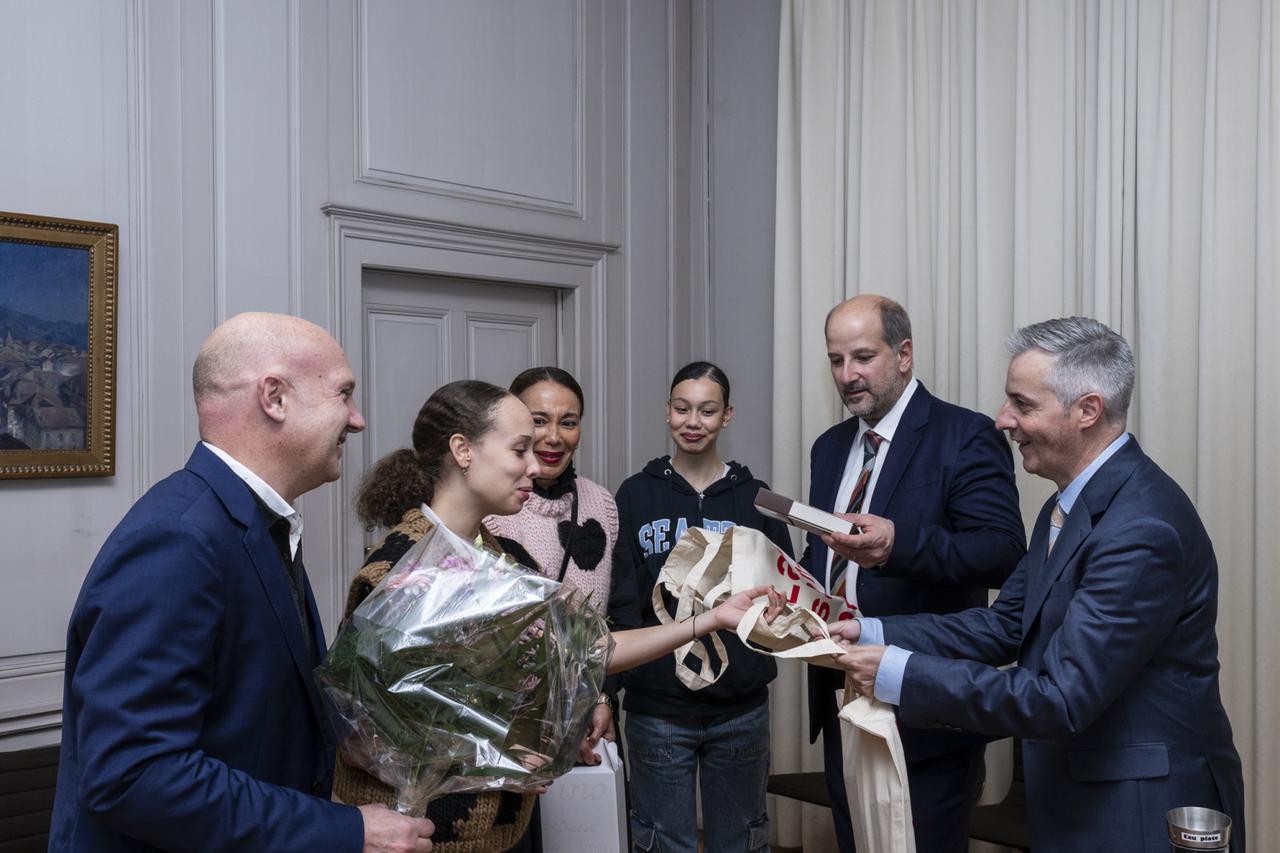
484;475;617;612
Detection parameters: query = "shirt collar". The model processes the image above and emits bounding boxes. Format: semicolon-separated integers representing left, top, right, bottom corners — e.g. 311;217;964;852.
1057;432;1131;515
202;442;303;545
856;376;919;444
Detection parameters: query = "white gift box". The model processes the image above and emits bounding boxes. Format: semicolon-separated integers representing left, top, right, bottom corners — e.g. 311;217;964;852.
539;740;627;852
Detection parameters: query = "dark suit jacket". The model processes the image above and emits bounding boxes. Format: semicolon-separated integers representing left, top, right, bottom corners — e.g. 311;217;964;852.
803;383;1026;762
886;438;1246;853
49;444;364;852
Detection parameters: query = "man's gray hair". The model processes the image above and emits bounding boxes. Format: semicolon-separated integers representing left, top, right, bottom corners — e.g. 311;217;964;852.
1005;317;1134;423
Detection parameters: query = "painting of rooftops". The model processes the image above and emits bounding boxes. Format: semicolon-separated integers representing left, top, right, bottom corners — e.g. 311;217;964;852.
0;240;90;452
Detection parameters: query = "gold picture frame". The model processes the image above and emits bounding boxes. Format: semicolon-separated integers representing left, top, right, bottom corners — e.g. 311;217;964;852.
0;211;118;478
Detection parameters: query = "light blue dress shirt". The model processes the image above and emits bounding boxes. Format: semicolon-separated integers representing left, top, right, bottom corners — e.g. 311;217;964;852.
860;432;1132;705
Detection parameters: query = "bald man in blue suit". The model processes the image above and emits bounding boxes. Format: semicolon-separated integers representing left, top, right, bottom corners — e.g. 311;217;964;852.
50;313;434;852
833;317;1246;853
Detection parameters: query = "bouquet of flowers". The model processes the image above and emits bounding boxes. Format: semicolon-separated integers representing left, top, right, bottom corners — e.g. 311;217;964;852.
316;507;612;816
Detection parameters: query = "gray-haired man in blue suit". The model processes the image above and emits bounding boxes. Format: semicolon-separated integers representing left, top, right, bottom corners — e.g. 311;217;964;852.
831;316;1246;853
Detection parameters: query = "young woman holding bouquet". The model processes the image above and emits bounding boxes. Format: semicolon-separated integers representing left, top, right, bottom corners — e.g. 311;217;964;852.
332;379;775;853
613;361;794;853
482;367;623;766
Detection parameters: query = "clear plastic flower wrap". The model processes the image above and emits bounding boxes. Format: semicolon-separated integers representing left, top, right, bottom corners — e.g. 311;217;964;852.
316;507;612;816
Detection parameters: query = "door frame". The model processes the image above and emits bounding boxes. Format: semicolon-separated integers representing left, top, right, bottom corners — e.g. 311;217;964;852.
319;204;618;626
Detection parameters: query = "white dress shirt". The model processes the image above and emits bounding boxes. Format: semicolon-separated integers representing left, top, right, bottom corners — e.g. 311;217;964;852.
202;441;302;559
826;377;920;605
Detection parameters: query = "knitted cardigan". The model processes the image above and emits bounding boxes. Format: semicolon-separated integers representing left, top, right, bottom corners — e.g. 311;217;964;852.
331;507;536;853
483;474;618;613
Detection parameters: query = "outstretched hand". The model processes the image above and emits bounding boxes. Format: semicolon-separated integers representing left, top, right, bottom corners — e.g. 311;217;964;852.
708;585;785;632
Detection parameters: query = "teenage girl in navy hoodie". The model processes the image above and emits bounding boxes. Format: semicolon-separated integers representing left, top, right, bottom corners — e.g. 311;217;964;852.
613;362;793;853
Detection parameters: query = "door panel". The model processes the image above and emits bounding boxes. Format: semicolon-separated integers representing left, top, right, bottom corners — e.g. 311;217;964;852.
467;316;542;385
364;308;449;474
362;270;559;466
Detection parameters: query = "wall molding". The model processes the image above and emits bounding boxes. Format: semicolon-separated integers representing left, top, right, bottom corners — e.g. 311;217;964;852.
127;0;151;497
0;652;64;680
287;0;304;315
352;0;587;217
322;203;616;627
209;0;229;325
0;652;64;743
322;204;619;260
689;0;713;361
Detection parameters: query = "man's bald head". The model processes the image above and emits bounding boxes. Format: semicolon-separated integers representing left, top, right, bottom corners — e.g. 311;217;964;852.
192;312;364;502
193;312;335;410
824;294;912;349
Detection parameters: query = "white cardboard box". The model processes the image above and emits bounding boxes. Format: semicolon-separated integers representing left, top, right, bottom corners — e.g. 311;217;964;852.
539;740;627;852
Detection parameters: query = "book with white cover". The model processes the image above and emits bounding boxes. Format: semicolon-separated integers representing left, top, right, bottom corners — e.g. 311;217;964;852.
754;487;856;537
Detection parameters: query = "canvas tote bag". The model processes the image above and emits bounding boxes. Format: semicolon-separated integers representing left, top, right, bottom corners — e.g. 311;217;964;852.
650;525;853;689
839;687;916;853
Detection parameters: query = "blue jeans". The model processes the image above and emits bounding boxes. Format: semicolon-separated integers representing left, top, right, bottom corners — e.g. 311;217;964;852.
626;703;771;853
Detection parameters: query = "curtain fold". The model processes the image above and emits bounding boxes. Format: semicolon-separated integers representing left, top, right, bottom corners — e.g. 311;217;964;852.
773;1;1278;849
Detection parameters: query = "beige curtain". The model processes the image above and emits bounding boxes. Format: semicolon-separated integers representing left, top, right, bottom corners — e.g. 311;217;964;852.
771;1;1279;850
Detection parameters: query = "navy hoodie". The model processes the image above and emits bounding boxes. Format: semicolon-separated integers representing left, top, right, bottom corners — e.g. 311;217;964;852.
613;457;795;718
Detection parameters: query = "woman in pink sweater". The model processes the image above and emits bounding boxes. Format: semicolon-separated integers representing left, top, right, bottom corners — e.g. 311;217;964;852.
483;366;622;760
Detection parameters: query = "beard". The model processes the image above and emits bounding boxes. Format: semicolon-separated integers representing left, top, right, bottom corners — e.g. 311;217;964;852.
841;375;906;422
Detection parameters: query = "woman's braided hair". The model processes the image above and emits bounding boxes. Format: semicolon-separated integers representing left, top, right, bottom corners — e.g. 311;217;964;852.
355;379;511;530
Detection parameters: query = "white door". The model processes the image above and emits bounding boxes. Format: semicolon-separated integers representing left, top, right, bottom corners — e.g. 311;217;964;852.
361;269;560;469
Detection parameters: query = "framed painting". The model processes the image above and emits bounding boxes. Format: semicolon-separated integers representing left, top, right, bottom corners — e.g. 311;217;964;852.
0;211;118;478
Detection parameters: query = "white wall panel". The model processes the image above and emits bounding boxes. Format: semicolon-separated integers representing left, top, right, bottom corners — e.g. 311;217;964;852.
330;0;621;245
361;0;581;213
705;0;781;480
613;0;680;478
218;0;299;316
0;0;136;748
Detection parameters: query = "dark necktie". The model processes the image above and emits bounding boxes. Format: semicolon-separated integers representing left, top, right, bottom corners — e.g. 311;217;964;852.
267;514;313;652
830;429;883;601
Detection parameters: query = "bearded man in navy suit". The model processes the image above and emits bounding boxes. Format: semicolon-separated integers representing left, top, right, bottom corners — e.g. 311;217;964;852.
50;312;435;852
832;317;1246;852
803;295;1026;852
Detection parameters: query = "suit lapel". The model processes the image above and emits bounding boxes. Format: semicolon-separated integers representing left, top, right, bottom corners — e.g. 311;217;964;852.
1021;438;1144;635
186;444;332;736
242;524;322;681
1021;497;1092;635
868;385;930;515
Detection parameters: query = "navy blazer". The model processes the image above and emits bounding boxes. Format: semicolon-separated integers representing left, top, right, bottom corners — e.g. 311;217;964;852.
50;444;364;852
887;438;1246;852
803;383;1026;761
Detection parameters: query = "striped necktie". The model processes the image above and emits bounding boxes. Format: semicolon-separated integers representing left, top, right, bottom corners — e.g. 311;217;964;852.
830;429;883;601
1047;501;1065;556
